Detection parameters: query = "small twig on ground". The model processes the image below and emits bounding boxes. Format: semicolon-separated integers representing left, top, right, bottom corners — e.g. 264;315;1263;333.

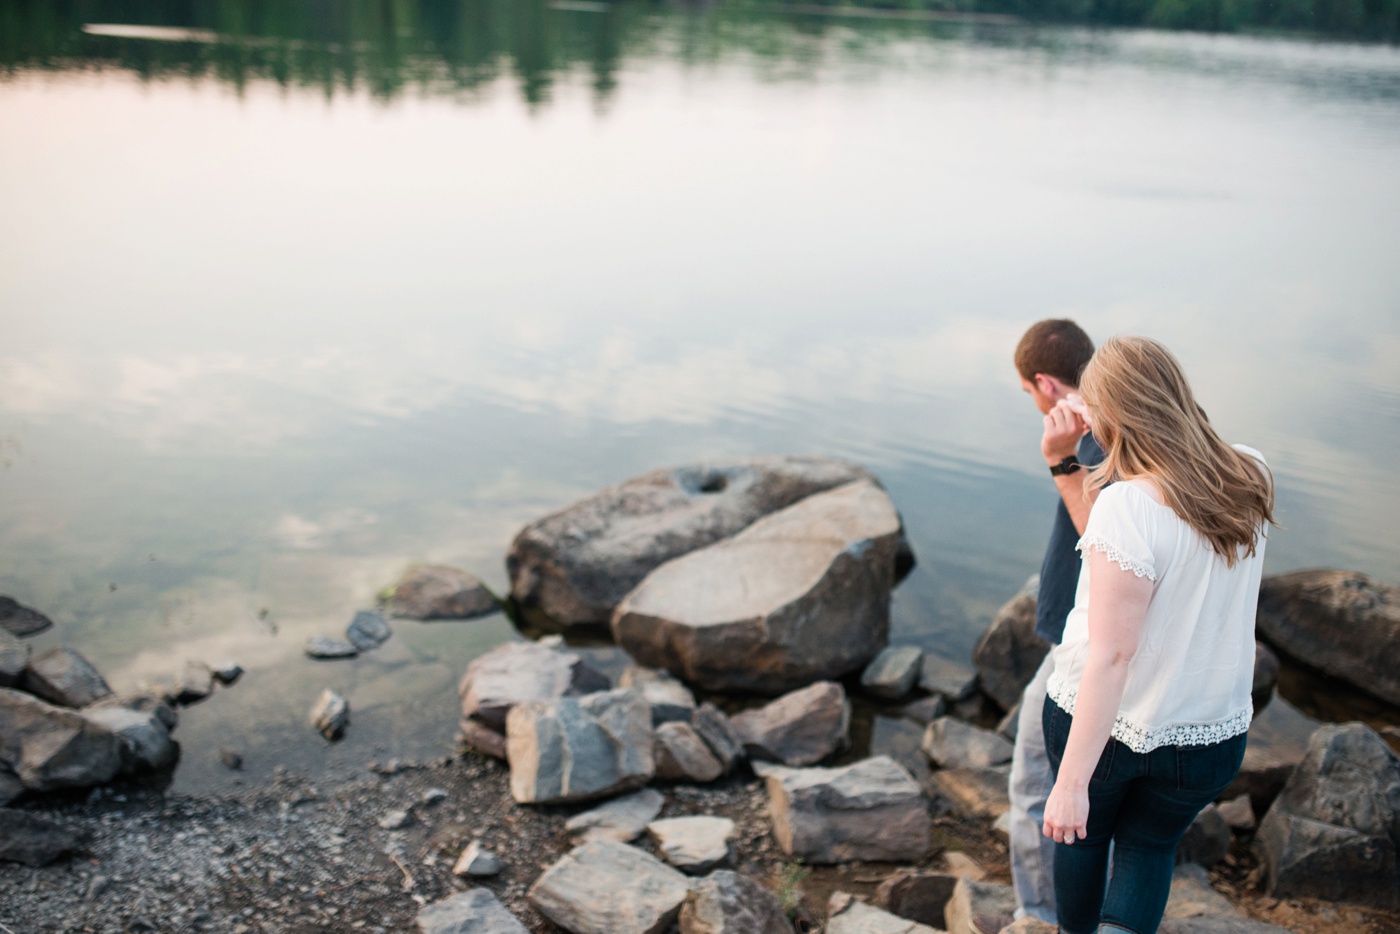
390;854;415;891
1;920;19;934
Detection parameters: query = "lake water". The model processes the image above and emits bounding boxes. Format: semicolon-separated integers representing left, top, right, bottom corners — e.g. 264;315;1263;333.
2;3;1398;793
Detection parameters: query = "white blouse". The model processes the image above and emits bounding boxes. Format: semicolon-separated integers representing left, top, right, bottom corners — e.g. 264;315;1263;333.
1045;445;1268;754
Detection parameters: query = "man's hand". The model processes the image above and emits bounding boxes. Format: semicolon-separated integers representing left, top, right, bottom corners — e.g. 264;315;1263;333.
1042;400;1088;464
1043;776;1090;845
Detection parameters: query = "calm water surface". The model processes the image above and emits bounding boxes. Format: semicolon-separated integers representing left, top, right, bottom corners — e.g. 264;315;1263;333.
2;4;1398;791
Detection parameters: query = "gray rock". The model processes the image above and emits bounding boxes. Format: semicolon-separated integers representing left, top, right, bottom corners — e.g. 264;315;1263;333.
1176;804;1231;868
860;646;924;702
691;703;744;774
921;717;1013;770
1217;794;1256;831
0;596;52;638
928;765;1011;819
731;681;850;767
898;695;948;726
310;689;349;740
211;660;243;685
506;688;654;805
679;869;794;934
826;893;940;934
874;869;958;929
0;688;122;792
565;788;665;844
346;610;392;651
918;655;978;702
458;640;609;733
765;755;929;864
1254;721;1400;910
528;838;691;934
78;697;177;774
1221;694;1316;814
654;721;724;783
0;809;82;866
614;480;903;694
0;630;28;688
417;887;528;934
170;659;215;704
1163;862;1241;919
1252;641;1279;698
458;718;507;760
22;647;112;708
509;456;902;629
619;665;697;724
379;808;413;829
304;636;359;660
1257;570;1400;706
943;877;1014;934
971;586;1048;712
388;565;498;621
648;816;735;873
452;841;503;877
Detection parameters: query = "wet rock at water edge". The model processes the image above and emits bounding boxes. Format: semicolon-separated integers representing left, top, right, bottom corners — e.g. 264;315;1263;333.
565;788;665;844
0;687;123;792
508;455;900;630
918;654;978;702
0;809;83;866
0;596;53;638
506;687;654;805
613;479;904;694
1253;721;1400;911
528;838;691;934
453;840;503;877
619;665;696;724
0;630;28;688
304;636;359;660
943;877;1015;934
827;892;940;934
899;694;947;726
1176;804;1230;868
654;721;724;783
765;755;930;864
731;680;851;767
874;870;958;929
458;640;609;733
22;646;112;708
921;717;1013;770
346;610;392;651
928;765;1012;819
417;887;528;934
648;815;735;873
169;659;215;705
79;694;178;774
679;869;794;934
860;646;924;701
310;689;350;740
211;660;243;685
691;702;744;774
387;564;499;621
971;580;1047;712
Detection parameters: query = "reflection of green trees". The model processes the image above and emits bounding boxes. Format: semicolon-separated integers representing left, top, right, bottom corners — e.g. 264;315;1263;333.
0;0;1395;106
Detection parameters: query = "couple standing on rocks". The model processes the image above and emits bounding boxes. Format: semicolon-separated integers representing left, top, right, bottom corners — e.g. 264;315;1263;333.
1008;321;1275;934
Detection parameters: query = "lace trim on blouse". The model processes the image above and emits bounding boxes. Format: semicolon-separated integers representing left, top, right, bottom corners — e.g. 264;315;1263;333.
1077;534;1157;581
1047;680;1252;754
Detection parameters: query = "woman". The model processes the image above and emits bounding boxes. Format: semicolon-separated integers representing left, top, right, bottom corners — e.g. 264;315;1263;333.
1040;336;1274;934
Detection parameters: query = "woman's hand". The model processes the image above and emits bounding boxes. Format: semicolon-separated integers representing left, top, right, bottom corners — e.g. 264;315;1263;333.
1043;778;1090;845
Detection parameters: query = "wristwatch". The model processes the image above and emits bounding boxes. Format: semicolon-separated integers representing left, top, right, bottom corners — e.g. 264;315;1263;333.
1049;455;1081;477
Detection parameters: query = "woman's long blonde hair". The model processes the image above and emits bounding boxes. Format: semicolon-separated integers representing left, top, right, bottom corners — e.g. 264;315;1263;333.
1078;337;1275;566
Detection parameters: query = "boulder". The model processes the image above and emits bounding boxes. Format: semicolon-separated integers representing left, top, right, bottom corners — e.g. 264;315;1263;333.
452;841;503;877
1217;794;1256;831
921;718;1013;770
691;703;744;774
506;688;653;805
0;596;52;637
679;869;794;934
971;585;1047;712
346;610;391;651
943;878;1014;934
0;630;28;688
731;681;850;767
79;695;178;774
928;766;1011;819
613;480;903;694
508;456;907;630
1163;863;1240;919
416;887;528;934
458;640;608;733
825;893;939;934
1254;722;1400;910
619;666;696;724
310;689;349;740
304;636;358;660
1176;804;1230;868
654;721;724;783
1252;641;1279;699
22;647;112;708
874;869;958;928
860;646;924;702
528;839;691;934
388;565;498;620
0;688;122;792
648;816;735;873
918;655;978;702
0;809;82;866
765;755;930;864
1256;570;1400;706
565;788;665;844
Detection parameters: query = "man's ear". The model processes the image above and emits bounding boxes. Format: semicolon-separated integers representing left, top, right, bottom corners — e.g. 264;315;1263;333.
1034;373;1061;401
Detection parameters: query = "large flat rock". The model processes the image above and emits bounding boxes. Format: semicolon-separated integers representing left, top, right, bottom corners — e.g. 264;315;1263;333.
509;456;907;631
388;565;498;620
506;688;654;805
565;788;665;844
458;640;609;733
765;755;930;864
528;839;691;934
615;480;902;694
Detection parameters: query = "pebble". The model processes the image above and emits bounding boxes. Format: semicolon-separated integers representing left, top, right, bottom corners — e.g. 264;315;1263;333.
378;809;413;830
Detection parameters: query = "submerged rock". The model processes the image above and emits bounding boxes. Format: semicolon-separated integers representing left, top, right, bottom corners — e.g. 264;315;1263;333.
22;647;112;709
529;838;691;934
765;756;929;864
731;681;850;767
506;688;654;805
613;480;903;694
388;565;498;620
0;596;53;638
346;610;392;651
679;869;794;934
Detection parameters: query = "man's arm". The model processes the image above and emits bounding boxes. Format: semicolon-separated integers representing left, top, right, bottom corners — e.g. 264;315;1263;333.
1042;401;1096;534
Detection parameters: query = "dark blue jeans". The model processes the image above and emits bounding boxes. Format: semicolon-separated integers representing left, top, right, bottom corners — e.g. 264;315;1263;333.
1042;698;1247;934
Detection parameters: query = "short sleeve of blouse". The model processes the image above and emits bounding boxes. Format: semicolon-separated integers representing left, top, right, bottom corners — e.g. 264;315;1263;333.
1078;484;1158;581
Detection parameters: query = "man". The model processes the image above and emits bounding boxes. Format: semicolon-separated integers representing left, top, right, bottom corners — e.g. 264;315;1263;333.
1010;319;1103;923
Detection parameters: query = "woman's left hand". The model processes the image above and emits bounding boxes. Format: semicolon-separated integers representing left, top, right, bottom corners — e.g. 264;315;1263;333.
1042;778;1090;846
